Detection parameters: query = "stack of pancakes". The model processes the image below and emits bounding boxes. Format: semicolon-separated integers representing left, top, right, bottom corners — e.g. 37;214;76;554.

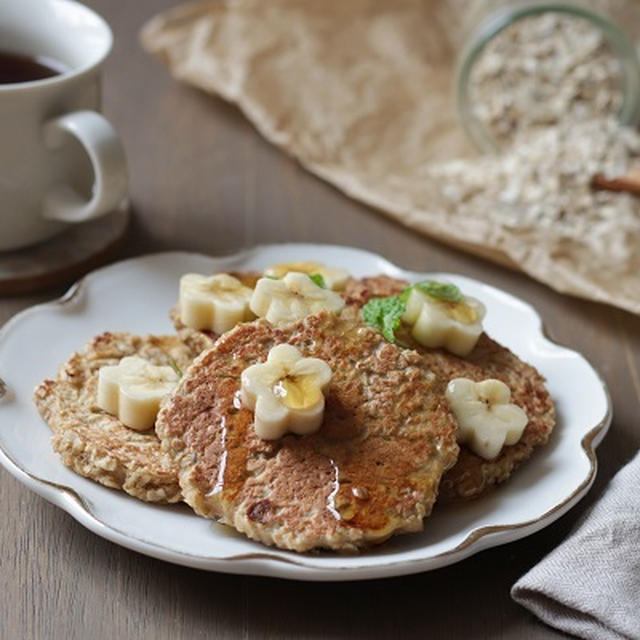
34;272;554;553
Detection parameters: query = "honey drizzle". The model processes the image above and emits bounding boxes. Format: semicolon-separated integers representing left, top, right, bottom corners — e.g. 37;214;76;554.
207;417;228;496
326;458;341;520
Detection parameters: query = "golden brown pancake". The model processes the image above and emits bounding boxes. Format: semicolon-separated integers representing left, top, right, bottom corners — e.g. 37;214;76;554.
156;311;459;552
344;275;556;501
34;332;199;503
342;274;408;307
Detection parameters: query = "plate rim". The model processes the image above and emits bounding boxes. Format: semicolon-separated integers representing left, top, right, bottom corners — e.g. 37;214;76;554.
0;245;613;581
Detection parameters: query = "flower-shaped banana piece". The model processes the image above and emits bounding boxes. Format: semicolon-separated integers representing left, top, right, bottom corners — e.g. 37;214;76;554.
250;272;345;325
179;273;254;334
97;356;179;431
240;344;332;440
402;286;486;356
445;377;528;460
264;261;350;291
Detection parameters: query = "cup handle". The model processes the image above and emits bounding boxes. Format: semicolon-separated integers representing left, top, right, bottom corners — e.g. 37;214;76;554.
41;110;128;223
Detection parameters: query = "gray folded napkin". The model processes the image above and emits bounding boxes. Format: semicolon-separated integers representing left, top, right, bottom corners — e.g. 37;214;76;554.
512;451;640;640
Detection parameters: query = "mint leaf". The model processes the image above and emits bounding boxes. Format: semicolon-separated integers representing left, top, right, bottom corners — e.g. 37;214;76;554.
362;296;406;343
167;357;183;378
308;273;326;289
414;280;462;302
399;286;413;304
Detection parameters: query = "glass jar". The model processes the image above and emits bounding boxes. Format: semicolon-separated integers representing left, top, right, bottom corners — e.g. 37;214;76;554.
456;1;640;152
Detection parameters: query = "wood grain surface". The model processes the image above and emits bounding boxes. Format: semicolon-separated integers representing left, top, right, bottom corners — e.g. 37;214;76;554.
1;1;639;638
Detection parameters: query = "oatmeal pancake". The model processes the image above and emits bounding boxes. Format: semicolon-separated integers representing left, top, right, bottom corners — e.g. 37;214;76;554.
342;274;408;308
34;332;199;503
346;275;555;501
419;333;555;501
156;311;459;552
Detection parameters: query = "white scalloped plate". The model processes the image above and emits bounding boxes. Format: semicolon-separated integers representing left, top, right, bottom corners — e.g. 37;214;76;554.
0;245;611;581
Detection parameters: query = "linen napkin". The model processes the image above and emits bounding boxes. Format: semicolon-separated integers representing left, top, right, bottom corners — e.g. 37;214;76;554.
512;451;640;640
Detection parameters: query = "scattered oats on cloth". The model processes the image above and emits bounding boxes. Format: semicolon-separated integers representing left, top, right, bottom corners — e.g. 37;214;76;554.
141;0;640;314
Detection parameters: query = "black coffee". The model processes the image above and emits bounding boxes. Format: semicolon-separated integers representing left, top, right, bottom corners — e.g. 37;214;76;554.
0;49;67;84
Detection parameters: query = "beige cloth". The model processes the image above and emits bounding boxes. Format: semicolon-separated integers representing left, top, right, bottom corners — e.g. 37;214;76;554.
512;450;640;640
141;0;640;314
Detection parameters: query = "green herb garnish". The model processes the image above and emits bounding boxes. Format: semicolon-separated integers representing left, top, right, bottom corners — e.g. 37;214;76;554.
414;280;463;302
362;296;406;343
167;357;183;378
308;273;327;288
399;286;413;304
361;280;465;344
264;274;279;280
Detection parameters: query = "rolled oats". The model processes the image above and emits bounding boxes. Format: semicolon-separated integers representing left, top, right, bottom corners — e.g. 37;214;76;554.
469;12;623;146
429;118;640;239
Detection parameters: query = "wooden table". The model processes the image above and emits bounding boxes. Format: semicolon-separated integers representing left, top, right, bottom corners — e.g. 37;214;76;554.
2;1;639;638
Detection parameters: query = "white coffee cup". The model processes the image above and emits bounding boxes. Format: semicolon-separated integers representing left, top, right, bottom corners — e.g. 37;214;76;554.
0;0;128;252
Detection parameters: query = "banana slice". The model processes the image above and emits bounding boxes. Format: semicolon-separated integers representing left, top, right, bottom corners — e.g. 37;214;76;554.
97;356;179;432
250;272;345;325
402;286;485;356
445;378;528;460
240;344;332;440
179;273;254;333
264;261;350;291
